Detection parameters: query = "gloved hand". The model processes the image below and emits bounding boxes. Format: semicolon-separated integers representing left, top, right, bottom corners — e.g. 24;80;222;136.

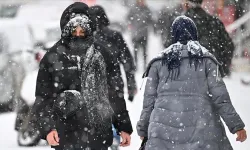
128;89;137;102
128;95;134;102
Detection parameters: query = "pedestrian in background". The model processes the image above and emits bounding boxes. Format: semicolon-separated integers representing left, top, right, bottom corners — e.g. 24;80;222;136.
127;0;153;70
181;0;235;77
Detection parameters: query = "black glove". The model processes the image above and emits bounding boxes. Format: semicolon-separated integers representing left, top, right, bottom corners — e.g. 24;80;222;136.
128;89;137;102
128;94;134;102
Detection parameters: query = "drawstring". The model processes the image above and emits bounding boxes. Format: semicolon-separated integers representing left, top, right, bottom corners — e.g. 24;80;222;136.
216;65;219;82
140;78;146;90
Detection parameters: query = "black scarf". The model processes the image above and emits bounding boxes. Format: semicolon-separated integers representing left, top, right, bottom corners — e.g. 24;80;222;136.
62;36;94;56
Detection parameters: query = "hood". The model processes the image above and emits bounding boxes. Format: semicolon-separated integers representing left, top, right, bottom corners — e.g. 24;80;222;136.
60;2;95;33
89;5;110;31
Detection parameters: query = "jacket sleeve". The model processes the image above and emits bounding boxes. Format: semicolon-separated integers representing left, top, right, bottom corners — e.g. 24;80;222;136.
217;18;235;75
137;63;159;137
206;59;245;134
99;39;134;134
116;32;137;92
31;52;56;140
95;43;133;134
111;94;133;135
217;18;235;58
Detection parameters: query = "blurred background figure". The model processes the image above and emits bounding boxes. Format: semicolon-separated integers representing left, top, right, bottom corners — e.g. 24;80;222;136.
157;3;183;48
127;0;153;70
89;5;136;150
182;0;235;77
0;1;68;146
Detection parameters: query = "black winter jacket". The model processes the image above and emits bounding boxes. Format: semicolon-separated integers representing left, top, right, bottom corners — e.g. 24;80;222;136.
32;2;114;150
33;39;114;149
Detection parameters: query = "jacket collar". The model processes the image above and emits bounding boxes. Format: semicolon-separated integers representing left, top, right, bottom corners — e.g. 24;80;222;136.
142;41;221;79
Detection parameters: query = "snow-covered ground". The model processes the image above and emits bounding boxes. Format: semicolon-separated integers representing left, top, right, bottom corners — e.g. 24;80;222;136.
1;33;250;149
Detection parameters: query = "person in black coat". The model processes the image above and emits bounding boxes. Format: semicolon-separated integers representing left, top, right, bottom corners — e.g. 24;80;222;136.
88;5;136;143
180;0;235;77
31;2;124;150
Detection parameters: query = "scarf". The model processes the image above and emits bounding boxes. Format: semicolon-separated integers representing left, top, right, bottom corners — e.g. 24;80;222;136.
60;36;113;130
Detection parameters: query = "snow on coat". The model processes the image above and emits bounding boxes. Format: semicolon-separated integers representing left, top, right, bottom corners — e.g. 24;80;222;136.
137;42;245;150
31;2;113;149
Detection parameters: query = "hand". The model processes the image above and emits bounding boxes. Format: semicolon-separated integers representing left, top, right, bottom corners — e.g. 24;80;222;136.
128;89;137;102
236;129;247;142
128;95;134;102
120;131;131;147
140;137;144;140
46;130;60;146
